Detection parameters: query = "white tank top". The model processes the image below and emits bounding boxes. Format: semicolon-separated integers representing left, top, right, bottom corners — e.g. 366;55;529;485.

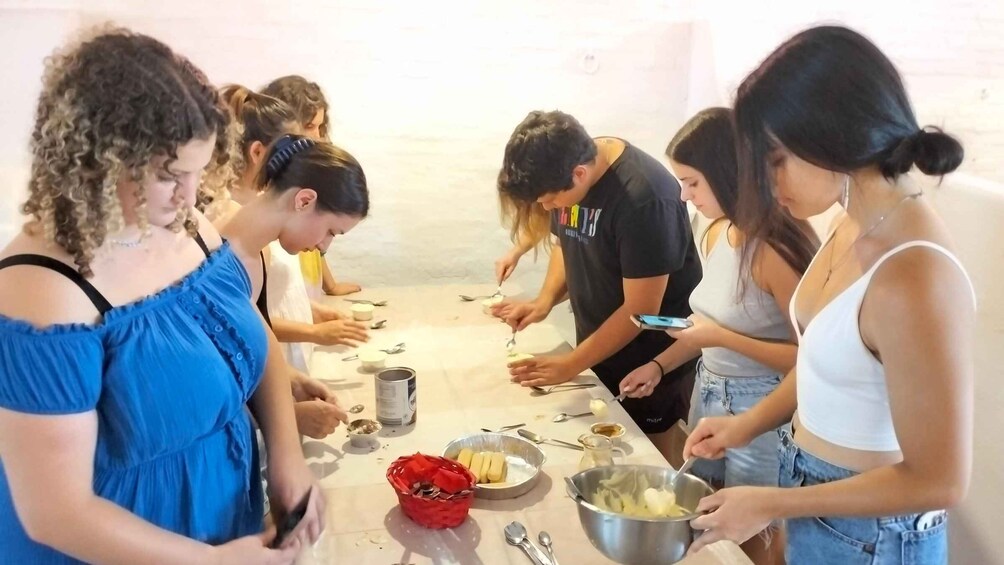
266;241;315;373
689;231;791;377
792;239;975;452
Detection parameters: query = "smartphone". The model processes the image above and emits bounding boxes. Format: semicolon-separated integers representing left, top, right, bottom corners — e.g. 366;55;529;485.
270;487;313;549
631;314;693;331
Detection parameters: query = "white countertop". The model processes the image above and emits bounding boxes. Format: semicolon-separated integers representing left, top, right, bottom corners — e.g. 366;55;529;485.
296;284;751;565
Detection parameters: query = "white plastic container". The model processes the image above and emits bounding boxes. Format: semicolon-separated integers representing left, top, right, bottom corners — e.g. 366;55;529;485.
482;295;503;315
358;349;387;372
351;303;375;321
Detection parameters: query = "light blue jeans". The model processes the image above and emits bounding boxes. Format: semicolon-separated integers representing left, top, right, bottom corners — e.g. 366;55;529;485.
687;360;783;488
780;429;948;564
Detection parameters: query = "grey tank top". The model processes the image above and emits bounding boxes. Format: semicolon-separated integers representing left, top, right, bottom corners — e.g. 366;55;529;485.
688;228;791;377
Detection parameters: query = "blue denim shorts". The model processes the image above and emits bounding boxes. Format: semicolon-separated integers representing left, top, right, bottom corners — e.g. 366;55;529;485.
780;429;948;564
687;360;783;488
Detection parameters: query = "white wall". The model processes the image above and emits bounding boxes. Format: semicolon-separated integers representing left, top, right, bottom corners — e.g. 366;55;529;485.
688;0;1004;184
0;0;699;288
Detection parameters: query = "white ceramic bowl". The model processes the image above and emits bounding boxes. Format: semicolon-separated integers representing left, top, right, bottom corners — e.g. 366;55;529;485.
351;303;375;321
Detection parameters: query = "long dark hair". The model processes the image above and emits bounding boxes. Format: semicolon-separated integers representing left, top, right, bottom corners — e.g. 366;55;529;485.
254;135;369;218
734;25;964;240
668;108;818;297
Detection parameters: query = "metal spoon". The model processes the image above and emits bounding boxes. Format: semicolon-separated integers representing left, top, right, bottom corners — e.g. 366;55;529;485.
348;404;364;414
530;383;597;395
346;299;388;307
341;342;406;362
370;319;387;330
564;476;587;503
518;429;583;451
505;330;517;352
459;294;491;302
538;531;558;565
670;456;697;490
480;423;526;433
504;522;551;565
552;411;593;423
490;285;504;299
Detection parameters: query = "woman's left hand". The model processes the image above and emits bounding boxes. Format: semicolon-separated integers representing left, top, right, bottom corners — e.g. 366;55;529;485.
667;314;724;349
268;458;326;549
688;486;776;555
312;303;345;323
508;354;577;387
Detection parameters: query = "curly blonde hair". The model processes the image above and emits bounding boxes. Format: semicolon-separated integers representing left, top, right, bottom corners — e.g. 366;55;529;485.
22;26;233;276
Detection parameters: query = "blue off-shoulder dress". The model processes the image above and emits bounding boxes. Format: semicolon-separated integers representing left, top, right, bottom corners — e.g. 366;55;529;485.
0;242;267;563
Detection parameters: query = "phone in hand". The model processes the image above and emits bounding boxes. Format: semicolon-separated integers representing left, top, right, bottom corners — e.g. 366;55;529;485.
270;487;313;549
631;314;694;331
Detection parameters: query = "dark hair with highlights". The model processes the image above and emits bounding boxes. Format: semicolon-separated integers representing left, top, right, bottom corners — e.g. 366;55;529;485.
734;25;964;243
22;26;232;277
497;110;598;203
221;84;299;164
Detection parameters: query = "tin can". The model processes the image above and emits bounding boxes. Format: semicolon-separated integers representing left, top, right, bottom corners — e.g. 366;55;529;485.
376;367;417;426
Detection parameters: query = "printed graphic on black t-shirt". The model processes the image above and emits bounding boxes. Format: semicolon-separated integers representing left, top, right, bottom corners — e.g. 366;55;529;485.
555;205;602;243
551;141;703;381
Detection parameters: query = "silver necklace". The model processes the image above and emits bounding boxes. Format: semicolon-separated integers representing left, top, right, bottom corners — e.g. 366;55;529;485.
824;192;922;286
108;236;143;248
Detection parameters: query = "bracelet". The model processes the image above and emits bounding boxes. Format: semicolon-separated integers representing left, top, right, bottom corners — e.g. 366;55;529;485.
649;358;665;375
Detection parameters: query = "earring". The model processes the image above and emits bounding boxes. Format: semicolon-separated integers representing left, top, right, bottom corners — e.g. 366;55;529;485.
841;175;851;210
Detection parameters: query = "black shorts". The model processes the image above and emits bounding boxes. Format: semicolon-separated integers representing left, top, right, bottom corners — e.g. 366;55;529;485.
592;331;697;434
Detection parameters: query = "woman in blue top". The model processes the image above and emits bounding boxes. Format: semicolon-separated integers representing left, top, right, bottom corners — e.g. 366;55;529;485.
0;28;321;564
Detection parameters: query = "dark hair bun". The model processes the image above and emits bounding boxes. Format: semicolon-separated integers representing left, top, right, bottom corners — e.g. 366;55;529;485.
881;127;963;178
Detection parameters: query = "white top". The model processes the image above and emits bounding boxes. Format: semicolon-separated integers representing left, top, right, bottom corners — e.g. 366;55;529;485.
689;231;790;377
792;239;975;452
266;241;315;373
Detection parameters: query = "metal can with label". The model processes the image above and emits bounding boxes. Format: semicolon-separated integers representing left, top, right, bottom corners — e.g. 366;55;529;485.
375;367;417;426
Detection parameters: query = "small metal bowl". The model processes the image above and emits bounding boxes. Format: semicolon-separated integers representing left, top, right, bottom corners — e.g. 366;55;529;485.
442;433;546;500
347;418;382;448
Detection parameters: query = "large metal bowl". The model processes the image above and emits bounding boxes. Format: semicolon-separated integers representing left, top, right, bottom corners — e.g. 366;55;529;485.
568;464;715;564
442;433;546;500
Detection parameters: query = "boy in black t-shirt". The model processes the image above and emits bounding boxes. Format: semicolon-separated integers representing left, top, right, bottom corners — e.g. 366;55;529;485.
494;110;703;440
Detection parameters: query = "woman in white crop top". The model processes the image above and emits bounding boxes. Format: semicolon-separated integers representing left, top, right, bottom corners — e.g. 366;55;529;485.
683;26;976;565
620;107;817;564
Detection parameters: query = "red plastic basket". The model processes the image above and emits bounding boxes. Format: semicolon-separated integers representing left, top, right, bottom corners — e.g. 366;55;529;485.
386;455;476;529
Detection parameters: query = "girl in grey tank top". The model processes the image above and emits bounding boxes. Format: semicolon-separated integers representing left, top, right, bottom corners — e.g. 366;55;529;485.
618;108;818;564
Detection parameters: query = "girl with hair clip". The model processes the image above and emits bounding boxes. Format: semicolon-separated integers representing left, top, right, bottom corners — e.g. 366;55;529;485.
0;28;320;564
215;85;368;439
620;107;818;565
261;75;362;299
220;133;370;392
684;26;976;564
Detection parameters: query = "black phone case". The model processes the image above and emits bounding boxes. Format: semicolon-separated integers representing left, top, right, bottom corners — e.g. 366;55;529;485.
270;488;312;549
